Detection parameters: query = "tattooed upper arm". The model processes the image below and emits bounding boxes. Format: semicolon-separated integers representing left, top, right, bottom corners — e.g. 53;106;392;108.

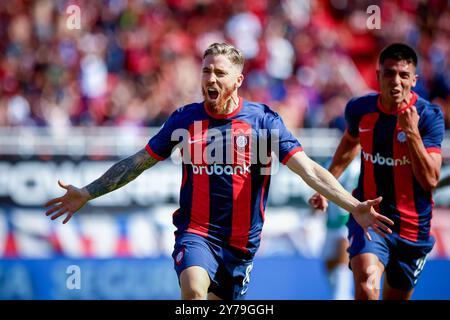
85;148;159;199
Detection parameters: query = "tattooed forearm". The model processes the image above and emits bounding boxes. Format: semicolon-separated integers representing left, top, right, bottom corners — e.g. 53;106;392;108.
84;148;158;199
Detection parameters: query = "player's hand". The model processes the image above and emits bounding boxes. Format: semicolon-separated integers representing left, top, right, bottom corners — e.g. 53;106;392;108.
44;180;90;224
308;192;328;212
351;196;394;241
398;105;419;134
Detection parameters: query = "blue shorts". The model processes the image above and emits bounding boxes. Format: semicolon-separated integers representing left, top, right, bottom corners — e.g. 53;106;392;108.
172;232;254;300
346;215;435;290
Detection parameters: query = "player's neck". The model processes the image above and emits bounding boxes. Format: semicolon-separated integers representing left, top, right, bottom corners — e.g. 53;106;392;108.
382;91;413;113
217;93;240;115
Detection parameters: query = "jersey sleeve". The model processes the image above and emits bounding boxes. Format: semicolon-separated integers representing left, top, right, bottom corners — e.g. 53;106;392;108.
264;111;303;165
146;111;181;161
344;98;360;138
420;105;445;154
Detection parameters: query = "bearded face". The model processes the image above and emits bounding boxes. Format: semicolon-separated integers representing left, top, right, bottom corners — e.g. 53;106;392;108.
201;54;243;114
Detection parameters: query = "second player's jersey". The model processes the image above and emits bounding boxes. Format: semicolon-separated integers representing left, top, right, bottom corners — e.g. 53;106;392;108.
146;97;303;256
346;92;444;242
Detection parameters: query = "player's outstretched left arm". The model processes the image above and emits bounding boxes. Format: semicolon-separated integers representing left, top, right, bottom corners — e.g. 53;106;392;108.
44;148;158;224
286;151;394;240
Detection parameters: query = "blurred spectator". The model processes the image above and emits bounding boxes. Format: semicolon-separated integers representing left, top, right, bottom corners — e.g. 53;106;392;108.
0;0;448;129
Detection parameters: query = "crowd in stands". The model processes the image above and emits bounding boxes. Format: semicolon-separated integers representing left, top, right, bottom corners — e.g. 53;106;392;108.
0;0;449;131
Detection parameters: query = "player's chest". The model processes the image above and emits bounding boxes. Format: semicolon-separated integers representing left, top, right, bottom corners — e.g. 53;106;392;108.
185;119;257;164
186;119;255;146
358;113;410;151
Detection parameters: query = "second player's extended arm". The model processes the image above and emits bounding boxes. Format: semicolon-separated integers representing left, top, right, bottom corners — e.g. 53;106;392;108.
328;130;361;178
287;151;393;240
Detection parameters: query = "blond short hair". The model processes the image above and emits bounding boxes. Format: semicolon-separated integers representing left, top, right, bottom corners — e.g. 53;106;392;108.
203;43;245;72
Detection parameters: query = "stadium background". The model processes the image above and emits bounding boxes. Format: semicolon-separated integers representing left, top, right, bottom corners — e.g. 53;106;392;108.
0;0;449;299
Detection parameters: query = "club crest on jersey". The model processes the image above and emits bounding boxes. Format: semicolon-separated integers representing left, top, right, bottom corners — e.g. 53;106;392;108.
397;131;406;143
236;135;248;148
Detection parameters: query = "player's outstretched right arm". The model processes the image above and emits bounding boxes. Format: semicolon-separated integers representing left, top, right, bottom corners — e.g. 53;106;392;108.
44;148;158;224
309;131;360;212
287;150;393;240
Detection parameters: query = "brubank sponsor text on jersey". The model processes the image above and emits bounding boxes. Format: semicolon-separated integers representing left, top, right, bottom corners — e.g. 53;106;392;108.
362;150;411;166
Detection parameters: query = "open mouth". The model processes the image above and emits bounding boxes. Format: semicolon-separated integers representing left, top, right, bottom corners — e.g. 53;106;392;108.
390;89;401;96
207;88;219;100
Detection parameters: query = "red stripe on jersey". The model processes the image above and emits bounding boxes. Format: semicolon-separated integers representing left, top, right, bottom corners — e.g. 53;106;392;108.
260;169;271;222
393;124;419;241
230;120;253;252
180;148;187;188
426;147;441;154
145;144;165;161
187;120;210;237
181;163;188;188
359;113;379;202
281;147;304;165
186;227;209;238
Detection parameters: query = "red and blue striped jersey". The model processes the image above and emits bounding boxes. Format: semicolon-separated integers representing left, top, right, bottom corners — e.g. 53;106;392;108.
146;97;303;256
346;92;444;242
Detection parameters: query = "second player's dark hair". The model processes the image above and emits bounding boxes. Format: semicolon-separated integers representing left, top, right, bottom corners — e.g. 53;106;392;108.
379;43;418;67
